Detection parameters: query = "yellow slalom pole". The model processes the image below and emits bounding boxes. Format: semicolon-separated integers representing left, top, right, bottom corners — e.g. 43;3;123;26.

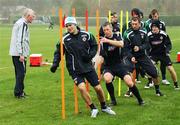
59;8;65;119
71;8;79;114
126;11;129;29
118;10;123;97
107;10;112;101
108;10;111;23
118;78;121;97
120;10;123;33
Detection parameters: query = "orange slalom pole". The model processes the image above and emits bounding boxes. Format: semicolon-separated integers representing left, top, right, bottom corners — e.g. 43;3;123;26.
52;7;55;16
85;8;90;109
72;8;76;17
58;8;65;119
132;69;136;83
74;83;79;114
85;8;89;92
71;8;79;114
85;8;88;32
96;9;101;81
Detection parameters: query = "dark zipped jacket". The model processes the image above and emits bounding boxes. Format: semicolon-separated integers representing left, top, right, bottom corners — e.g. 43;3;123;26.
122;21;145;36
145;19;166;33
51;27;97;75
123;27;150;59
100;33;123;66
147;30;172;56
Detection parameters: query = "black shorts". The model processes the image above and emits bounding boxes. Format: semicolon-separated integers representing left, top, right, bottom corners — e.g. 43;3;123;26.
150;55;172;66
103;63;130;79
136;56;158;78
71;69;99;87
122;57;135;73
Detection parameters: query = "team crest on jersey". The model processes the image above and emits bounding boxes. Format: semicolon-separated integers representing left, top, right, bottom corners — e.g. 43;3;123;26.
67;38;71;41
160;36;163;40
108;46;116;51
141;33;144;39
82;37;87;42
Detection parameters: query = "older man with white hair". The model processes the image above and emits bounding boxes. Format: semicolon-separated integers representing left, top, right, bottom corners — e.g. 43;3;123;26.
9;8;35;98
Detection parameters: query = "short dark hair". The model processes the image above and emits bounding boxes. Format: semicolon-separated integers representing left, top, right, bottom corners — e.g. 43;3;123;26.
131;17;141;23
139;11;143;18
107;12;117;18
151;9;159;16
131;8;140;18
111;12;117;16
148;14;152;19
102;21;113;28
151;20;160;29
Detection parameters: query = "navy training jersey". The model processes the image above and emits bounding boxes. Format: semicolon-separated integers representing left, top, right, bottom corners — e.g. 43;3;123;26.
148;30;172;56
100;33;123;66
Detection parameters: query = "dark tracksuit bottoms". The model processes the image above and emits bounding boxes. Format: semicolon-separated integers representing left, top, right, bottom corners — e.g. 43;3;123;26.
12;56;26;96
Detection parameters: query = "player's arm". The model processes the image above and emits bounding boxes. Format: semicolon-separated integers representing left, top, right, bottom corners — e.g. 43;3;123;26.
16;23;25;56
88;33;98;59
165;35;172;54
122;32;133;60
100;36;124;48
50;42;65;73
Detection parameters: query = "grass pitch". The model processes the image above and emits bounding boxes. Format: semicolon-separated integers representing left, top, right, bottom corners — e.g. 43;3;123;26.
0;24;180;125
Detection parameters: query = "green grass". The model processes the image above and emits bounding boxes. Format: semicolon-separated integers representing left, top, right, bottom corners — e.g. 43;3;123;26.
0;24;180;125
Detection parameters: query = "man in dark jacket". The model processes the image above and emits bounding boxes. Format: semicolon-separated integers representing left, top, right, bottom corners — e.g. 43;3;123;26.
123;17;164;96
122;8;145;36
99;12;120;37
99;22;144;106
122;8;146;97
50;17;116;118
145;9;169;87
148;20;179;90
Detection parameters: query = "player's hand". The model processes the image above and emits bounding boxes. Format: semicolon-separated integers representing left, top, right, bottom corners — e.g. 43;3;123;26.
133;46;140;52
19;56;25;62
100;37;109;43
50;65;57;73
131;57;137;63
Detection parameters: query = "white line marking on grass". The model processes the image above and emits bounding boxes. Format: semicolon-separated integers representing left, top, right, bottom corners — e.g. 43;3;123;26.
172;39;180;41
0;67;11;70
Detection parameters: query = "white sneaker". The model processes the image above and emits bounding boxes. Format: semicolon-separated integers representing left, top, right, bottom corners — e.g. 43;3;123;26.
124;91;133;97
144;85;150;89
91;109;99;118
174;86;180;90
135;79;141;84
102;106;116;115
144;83;150;89
149;81;154;87
162;80;170;85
